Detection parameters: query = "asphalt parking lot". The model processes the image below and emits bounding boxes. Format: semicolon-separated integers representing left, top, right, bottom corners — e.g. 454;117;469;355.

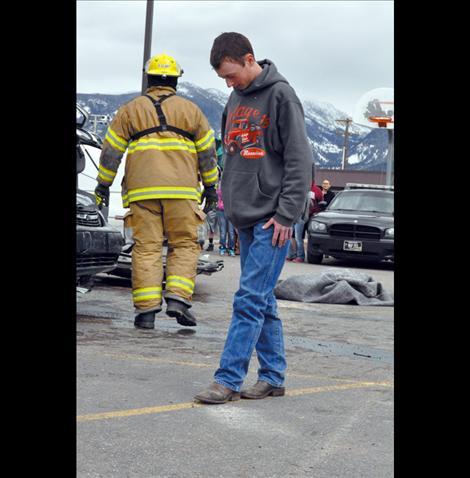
77;252;394;478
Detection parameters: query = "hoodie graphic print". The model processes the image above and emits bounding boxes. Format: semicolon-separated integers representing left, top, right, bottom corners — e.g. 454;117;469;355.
220;59;313;230
224;104;269;159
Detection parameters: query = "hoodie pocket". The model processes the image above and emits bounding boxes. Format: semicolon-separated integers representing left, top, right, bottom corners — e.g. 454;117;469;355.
223;171;276;226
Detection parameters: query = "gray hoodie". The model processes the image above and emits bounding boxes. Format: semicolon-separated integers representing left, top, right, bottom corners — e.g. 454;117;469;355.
220;59;312;229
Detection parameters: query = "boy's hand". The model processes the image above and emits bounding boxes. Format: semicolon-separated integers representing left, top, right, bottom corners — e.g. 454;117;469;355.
262;218;292;247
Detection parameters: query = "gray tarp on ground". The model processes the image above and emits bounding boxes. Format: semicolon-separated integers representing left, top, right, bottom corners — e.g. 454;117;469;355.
274;268;394;306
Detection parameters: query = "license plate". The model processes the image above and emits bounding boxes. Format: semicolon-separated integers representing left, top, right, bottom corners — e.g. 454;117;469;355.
343;240;362;252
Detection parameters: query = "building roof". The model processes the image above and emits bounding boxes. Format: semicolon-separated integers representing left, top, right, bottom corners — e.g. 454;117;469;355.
316;168;389;189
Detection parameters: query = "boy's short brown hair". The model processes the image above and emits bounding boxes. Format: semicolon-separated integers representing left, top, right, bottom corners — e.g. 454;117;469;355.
210;32;254;69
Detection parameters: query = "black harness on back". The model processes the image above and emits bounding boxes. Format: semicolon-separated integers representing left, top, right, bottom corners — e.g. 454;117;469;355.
128;94;195;143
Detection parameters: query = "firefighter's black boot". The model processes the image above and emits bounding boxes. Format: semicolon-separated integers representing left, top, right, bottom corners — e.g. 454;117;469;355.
134;310;156;329
166;299;197;327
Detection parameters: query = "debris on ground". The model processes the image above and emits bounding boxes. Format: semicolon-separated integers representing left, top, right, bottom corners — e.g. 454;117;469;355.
274;268;393;306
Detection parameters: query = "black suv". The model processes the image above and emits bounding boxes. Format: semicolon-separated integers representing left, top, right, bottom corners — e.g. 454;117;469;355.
76;104;123;282
306;183;394;265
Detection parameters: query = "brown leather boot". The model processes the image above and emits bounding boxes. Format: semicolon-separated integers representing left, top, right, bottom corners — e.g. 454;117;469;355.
194;382;241;404
240;380;285;399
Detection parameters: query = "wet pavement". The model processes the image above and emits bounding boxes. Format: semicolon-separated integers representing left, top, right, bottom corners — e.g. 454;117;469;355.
77;251;394;477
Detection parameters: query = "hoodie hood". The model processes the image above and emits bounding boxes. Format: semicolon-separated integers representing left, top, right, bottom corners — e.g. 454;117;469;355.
235;59;289;96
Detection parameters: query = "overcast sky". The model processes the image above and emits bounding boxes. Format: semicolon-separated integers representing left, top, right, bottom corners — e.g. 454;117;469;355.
77;0;393;115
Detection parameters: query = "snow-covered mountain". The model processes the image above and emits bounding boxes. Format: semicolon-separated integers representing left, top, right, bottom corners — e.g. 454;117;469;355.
77;82;389;171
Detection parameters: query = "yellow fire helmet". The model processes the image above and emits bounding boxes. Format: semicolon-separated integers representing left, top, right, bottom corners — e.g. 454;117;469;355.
145;53;183;77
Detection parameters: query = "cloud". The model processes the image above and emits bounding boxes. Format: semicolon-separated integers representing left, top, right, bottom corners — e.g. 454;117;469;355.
77;0;393;114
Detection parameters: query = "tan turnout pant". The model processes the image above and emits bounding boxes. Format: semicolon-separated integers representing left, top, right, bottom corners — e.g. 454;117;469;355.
127;199;206;312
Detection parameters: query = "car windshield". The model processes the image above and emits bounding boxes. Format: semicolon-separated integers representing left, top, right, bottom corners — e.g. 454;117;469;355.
328;190;394;214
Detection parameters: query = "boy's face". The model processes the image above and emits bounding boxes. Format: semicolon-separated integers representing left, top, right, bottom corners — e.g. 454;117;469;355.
216;54;256;91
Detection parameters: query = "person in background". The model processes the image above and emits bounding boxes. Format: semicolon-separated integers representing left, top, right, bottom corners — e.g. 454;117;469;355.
204;210;217;251
286;165;323;263
321;179;335;205
204;138;225;252
215;137;224;170
216;175;236;257
308;180;324;217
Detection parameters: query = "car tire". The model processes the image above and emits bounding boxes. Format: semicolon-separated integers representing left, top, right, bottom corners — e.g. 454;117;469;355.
307;251;323;264
306;240;323;263
306;236;323;264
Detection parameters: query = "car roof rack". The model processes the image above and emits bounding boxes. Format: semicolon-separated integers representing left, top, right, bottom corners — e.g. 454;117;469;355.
344;183;394;191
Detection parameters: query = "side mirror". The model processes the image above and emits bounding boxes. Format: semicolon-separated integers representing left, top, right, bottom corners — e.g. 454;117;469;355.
77;127;102;149
76;103;89;128
76;144;86;174
318;201;328;210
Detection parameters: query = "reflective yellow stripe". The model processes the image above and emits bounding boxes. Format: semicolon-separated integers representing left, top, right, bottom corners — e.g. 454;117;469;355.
98;174;112;184
195;130;215;152
166;275;194;294
131;137;195;145
201;166;218;186
203;179;217;187
196;138;215;153
129;144;196;153
165;282;193;294
133;287;163;292
134;294;161;301
166;276;194;287
201;166;218;179
195;130;213;146
98;165;117;184
127;137;196;155
132;287;162;302
124;186;199;203
105;127;128;153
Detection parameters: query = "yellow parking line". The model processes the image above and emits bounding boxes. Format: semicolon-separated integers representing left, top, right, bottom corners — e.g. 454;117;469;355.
78;402;203;422
77;380;392;423
287;372;381;384
285;381;392;397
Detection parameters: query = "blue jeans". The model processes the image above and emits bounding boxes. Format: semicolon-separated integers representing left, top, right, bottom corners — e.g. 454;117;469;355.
214;222;289;392
287;219;306;260
216;210;235;250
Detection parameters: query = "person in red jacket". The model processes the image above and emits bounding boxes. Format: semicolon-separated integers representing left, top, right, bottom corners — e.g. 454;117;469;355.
308;181;324;216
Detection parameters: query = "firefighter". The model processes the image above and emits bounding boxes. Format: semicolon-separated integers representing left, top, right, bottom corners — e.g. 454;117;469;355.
94;53;218;329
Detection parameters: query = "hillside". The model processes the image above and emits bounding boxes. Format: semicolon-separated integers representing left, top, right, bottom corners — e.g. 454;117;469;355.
77;82;390;171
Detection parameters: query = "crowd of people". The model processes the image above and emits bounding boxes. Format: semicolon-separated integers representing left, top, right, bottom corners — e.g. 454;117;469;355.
285;175;335;264
202;175;335;262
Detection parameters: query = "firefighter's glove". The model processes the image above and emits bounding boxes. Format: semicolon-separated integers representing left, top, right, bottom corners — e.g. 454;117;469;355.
202;186;218;213
95;183;110;209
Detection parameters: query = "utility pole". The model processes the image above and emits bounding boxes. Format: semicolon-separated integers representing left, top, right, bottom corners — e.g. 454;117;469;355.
141;0;154;95
336;118;352;169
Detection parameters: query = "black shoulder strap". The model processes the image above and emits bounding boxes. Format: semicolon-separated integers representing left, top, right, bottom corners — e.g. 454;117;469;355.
144;94;171;129
128;94;195;143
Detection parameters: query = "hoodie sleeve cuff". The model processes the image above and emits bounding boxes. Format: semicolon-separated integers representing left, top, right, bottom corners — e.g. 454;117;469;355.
273;213;293;228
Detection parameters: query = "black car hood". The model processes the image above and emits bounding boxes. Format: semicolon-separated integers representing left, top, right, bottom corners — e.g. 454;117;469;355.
313;210;394;229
